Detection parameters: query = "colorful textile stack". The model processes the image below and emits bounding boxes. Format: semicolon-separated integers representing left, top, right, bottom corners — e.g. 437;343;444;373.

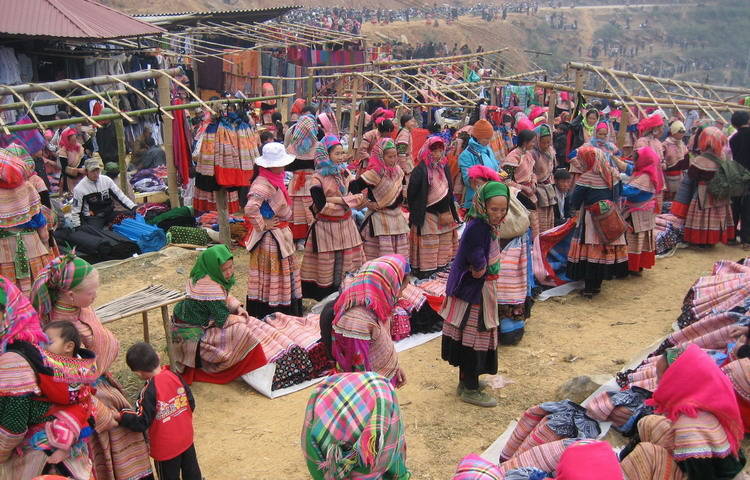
195;115;259;188
193;113;260;213
499;400;600;463
241;313;332;391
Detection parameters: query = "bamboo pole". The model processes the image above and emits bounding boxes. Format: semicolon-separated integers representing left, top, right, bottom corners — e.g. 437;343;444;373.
3;95;294;133
347;77;361;154
685;83;725;122
0;90;127;112
106;75;175;120
667;78;715;121
114;118;129;195
0;68;184;96
157;75;180;209
67;79;134;124
574;68;584;101
1;85;46;133
593;68;646;116
547;90;557;126
215;189;231;247
530;81;745;112
616;109;629;150
567;62;750;96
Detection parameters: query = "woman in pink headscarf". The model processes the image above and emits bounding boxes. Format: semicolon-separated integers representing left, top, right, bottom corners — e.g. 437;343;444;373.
57;128;85;193
635;114;666;211
355;108;396;171
350;138;409;261
407;136;460;278
622;147;664;275
672;127;735;246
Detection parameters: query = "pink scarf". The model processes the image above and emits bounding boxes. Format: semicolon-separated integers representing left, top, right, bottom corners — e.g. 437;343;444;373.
366;138;400;177
258;167;290;205
646;344;743;456
416;137;447;184
633;146;664;193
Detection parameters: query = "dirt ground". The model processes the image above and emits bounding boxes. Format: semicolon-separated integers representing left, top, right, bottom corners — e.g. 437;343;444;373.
93;242;746;479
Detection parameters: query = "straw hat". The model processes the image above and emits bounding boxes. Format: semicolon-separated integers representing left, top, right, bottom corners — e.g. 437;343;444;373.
255;142;295;168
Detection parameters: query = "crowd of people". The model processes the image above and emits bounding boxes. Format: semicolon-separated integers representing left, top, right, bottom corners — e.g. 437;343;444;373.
1;63;750;479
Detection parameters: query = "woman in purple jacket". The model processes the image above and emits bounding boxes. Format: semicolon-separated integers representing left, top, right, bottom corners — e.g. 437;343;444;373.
440;181;509;407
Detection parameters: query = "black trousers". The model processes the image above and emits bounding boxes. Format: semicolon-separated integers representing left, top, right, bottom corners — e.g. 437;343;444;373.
731;194;750;243
460;365;480;390
154;444;202;480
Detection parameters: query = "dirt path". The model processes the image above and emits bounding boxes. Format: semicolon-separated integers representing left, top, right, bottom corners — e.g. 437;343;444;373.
95;243;742;479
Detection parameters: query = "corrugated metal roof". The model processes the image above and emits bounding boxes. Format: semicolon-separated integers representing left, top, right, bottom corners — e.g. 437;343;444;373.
133;6;299;27
133;6;299;18
0;0;164;39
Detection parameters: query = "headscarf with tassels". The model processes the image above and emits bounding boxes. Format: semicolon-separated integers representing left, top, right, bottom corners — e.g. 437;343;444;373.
314;135;347;177
30;253;94;325
287;113;319;157
301;371;409;480
570;146;618;190
366;138;399;177
333;254;409;325
415;136;446;184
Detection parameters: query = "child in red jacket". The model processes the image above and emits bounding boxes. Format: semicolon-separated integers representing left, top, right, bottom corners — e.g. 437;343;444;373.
118;342;201;480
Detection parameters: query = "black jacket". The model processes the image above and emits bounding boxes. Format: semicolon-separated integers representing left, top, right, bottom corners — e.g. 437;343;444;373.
407;162;459;234
730;127;750;170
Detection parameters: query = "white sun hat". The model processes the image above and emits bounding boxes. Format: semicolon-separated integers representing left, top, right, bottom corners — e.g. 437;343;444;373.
255;142;295;168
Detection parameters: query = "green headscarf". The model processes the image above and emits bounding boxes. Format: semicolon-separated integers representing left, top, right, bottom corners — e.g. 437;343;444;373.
189;245;235;291
467;181;510;276
467;181;510;226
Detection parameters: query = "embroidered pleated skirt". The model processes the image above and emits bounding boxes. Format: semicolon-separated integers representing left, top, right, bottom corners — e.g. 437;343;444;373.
246;230;302;318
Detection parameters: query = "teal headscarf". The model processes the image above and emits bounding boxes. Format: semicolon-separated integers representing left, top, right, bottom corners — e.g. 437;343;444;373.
189;245;235;291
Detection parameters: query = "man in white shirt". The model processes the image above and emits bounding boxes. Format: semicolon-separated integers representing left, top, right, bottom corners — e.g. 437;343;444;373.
71;156;136;229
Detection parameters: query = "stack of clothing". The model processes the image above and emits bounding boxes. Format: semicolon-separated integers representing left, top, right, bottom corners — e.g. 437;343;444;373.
130;165;168;193
242;312;332;391
612;258;750;433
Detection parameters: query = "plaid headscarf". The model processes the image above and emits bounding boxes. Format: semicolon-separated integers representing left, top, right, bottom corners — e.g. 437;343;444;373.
452;454;504;479
314;135;347;177
288;113;319;156
334;255;409;325
0;276;46;351
301;372;409;480
3;143;35;171
698;126;728;157
571;146;618;190
31;253;94;325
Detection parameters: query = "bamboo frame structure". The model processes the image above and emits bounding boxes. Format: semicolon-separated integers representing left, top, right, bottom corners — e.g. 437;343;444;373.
1;67;291;245
567;62;750;121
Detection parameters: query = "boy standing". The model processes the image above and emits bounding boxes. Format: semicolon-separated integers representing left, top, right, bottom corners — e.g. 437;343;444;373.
119;342;202;480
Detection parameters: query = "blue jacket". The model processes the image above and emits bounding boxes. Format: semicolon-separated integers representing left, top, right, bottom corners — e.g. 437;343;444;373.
458;138;499;208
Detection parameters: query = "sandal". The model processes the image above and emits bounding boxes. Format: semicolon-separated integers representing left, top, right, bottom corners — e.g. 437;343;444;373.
742;244;750;251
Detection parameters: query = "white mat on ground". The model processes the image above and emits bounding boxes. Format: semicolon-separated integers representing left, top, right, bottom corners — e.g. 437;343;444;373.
242;331;443;399
536;281;584;301
480;334;667;462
